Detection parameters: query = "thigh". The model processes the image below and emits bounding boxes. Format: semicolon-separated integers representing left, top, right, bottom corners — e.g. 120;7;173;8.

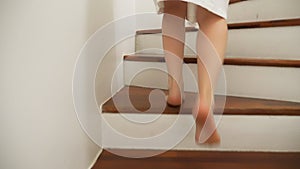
163;1;187;19
196;5;224;24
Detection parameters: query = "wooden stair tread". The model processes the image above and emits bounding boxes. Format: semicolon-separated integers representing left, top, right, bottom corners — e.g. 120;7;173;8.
136;18;300;35
102;86;300;116
124;54;300;68
229;0;248;4
93;150;300;169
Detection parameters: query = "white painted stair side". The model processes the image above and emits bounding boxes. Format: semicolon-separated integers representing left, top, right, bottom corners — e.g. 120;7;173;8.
227;0;300;23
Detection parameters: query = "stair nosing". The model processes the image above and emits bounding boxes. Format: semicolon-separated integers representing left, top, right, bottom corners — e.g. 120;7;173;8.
229;0;249;5
124;54;300;68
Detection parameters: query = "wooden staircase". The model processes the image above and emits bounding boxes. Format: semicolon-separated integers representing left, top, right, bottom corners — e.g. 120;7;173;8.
93;0;300;168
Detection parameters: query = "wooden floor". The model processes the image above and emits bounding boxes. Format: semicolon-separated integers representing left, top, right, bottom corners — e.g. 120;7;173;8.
93;150;300;169
102;86;300;116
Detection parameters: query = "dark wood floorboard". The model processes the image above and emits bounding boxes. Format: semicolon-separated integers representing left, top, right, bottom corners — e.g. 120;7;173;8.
102;86;300;116
93;150;300;169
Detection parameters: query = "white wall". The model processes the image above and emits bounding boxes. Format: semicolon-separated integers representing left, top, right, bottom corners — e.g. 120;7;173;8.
0;0;120;168
135;0;162;29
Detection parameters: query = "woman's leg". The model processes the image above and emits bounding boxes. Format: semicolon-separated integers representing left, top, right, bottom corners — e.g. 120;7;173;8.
162;1;187;106
194;6;228;144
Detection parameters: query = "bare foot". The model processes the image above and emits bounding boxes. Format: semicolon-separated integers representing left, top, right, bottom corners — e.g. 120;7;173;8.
167;78;183;107
193;94;220;144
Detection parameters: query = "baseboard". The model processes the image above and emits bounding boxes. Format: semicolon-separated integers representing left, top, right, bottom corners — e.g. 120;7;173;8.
88;149;103;169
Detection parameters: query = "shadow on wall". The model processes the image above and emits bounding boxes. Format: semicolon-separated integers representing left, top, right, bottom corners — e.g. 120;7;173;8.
94;0;136;107
85;0;117;106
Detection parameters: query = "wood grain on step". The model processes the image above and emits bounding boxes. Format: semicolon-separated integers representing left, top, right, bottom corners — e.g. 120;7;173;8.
124;55;300;68
102;86;300;116
93;149;300;169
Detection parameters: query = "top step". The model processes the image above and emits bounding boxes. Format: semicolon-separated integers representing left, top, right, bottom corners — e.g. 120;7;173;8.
136;18;300;35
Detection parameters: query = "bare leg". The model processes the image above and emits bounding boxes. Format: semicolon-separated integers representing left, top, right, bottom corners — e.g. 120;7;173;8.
194;6;228;144
162;1;187;106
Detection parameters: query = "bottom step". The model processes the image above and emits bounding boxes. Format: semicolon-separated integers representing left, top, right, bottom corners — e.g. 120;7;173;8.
101;86;300;153
101;114;300;152
93;150;300;169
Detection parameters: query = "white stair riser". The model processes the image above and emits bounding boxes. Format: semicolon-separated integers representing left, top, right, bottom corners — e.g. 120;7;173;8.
135;26;300;60
227;0;300;23
102;113;300;152
124;61;300;102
